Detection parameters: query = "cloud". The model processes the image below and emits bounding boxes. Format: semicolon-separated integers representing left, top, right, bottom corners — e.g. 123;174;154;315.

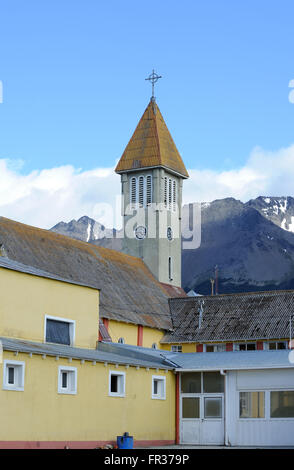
1;143;294;229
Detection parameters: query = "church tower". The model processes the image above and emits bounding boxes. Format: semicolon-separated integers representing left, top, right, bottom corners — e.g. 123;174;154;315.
115;75;189;287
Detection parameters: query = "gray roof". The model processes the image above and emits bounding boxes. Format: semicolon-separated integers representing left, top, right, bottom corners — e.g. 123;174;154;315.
0;337;174;369
169;350;294;371
0;256;97;290
0;217;173;330
161;291;294;343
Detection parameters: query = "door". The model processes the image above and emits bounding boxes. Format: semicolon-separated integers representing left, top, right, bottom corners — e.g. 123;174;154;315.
181;395;224;445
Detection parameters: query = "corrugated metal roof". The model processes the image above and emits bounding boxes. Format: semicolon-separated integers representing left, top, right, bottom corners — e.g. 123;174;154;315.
0;256;97;290
161;291;294;343
0;337;174;369
0;217;172;330
115;99;189;178
169;350;294;371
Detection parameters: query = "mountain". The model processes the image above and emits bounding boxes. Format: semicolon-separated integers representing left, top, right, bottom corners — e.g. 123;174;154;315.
50;216;123;251
50;197;294;295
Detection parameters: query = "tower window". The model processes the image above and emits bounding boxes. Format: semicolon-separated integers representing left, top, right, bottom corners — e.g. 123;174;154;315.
131;177;137;207
129;175;152;208
168;256;173;281
163;176;177;211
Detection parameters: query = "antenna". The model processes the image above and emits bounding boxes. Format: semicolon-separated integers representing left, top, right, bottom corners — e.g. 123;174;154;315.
215;265;219;295
210;278;215;296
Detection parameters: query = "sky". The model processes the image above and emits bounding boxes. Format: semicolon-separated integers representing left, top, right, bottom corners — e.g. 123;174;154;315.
0;0;294;228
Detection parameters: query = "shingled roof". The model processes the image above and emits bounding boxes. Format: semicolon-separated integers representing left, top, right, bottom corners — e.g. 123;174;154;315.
0;217;173;330
115;99;189;178
161;291;294;343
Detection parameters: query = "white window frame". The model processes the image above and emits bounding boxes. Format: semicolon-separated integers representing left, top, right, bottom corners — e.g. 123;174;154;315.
171;345;182;353
152;375;166;400
109;370;126;397
58;366;77;395
3;360;25;391
44;315;76;346
234;342;256;351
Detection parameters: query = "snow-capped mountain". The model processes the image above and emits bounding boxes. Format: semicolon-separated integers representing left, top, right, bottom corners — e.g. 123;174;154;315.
246;196;294;233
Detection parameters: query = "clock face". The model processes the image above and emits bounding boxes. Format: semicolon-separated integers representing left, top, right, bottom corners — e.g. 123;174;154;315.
167;227;173;241
135;225;147;240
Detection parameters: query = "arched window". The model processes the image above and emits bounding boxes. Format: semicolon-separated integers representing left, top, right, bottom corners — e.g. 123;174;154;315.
152;343;158;350
139;176;144;207
118;337;125;344
130;177;137;207
146;175;152;206
172;180;177;212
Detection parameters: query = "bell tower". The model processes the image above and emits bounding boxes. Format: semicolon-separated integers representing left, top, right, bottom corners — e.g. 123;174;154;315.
115;72;189;287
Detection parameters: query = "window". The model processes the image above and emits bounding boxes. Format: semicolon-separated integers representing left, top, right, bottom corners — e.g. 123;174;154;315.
168;256;173;281
268;341;287;350
181;372;224;394
3;360;25;391
205;344;226;352
270;391;294;418
45;316;75;346
163;176;177;211
204;397;222;418
182;397;200;418
151;343;158;349
58;366;77;395
129;175;152;208
109;371;125;397
239;392;265;418
171;345;182;353
118;337;125;344
235;343;256;351
152;376;166;400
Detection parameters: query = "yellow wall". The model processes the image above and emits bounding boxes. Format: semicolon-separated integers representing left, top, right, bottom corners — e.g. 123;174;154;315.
0;267;99;349
0;351;175;443
107;320;165;349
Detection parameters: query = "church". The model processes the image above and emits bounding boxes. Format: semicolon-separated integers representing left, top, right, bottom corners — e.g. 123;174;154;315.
0;77;293;448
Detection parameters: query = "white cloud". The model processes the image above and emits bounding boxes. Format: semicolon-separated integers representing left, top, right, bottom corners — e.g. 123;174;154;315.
1;143;294;229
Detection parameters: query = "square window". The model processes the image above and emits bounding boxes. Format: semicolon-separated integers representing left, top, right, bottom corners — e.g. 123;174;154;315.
239;392;265;418
58;366;77;395
152;376;166;400
270;391;294;418
3;360;25;391
109;371;125;397
45;316;75;346
171;345;182;353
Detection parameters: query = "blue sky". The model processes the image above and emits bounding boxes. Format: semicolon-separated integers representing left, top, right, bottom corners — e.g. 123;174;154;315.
1;0;294;228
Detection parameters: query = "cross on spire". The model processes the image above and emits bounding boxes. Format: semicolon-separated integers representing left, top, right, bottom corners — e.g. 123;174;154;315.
145;69;162;100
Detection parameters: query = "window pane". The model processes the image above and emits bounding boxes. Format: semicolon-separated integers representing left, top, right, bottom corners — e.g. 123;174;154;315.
204;397;222;418
62;372;68;389
8;367;14;385
206;345;214;352
111;375;118;393
46;319;70;345
240;392;265;418
203;372;224;393
247;344;256;351
271;391;294;418
153;380;158;395
182;398;200;418
181;373;201;393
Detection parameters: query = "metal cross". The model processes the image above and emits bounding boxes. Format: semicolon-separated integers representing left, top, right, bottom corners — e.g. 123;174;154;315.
145;69;162;99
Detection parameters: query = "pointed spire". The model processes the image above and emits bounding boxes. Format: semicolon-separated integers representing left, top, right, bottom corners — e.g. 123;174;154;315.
115;100;189;178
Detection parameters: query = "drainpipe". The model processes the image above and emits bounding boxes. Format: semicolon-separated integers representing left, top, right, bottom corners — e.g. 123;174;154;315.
220;370;228;446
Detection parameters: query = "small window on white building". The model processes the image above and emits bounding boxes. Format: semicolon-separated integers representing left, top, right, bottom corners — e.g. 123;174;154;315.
109;371;125;397
152;376;166;400
171;345;182;353
45;316;75;346
3;360;25;391
270;391;294;418
130;177;137;207
58;366;77;395
146;175;152;205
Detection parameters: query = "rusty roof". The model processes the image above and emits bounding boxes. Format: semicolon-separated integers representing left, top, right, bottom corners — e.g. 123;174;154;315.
115;99;189;178
0;217;172;330
161;290;294;343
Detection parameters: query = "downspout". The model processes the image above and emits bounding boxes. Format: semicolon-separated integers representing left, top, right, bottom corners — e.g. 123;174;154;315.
175;373;180;445
220;370;229;446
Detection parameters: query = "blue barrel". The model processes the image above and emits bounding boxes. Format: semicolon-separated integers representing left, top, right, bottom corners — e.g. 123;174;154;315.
117;432;133;449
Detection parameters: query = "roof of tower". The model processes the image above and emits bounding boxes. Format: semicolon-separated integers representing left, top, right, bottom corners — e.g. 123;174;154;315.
115;99;189;178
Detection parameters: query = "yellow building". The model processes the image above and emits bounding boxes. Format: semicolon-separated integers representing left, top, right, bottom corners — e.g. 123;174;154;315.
0;257;176;448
